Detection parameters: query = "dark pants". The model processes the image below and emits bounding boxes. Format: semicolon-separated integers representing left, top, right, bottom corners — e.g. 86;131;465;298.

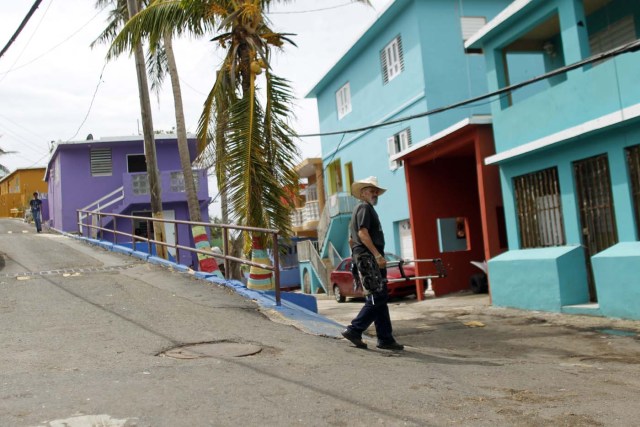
31;209;41;232
347;287;394;344
347;253;395;344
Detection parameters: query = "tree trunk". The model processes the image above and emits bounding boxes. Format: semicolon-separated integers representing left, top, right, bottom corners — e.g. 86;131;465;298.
163;31;201;223
126;0;166;259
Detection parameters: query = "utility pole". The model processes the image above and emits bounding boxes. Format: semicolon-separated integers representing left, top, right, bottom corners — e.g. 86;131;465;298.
126;0;167;259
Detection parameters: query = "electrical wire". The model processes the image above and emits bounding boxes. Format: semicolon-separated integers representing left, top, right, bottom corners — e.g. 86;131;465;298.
0;0;44;60
267;2;358;15
65;62;108;142
0;0;53;84
0;6;108;76
297;38;640;138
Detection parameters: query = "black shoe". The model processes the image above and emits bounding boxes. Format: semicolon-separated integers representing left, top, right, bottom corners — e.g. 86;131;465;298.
377;341;404;351
342;329;367;349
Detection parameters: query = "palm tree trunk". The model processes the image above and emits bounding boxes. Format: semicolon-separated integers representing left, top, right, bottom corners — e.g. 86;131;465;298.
163;31;221;275
163;31;200;222
126;0;166;259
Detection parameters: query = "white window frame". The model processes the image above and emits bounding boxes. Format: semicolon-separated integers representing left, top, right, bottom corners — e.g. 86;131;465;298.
336;82;352;120
381;36;404;84
387;128;411;170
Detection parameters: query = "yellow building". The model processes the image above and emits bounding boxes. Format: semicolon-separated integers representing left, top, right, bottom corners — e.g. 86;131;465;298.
0;167;47;218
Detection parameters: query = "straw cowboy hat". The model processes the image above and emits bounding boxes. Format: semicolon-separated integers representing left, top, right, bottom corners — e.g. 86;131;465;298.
351;176;387;199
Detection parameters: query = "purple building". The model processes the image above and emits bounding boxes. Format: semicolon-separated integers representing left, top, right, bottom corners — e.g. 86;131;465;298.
45;134;210;267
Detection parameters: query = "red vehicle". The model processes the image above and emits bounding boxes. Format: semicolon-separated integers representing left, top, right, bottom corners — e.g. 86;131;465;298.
330;253;417;303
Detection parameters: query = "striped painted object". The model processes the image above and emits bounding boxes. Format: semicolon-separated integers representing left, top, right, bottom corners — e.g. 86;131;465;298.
192;225;223;278
247;248;274;290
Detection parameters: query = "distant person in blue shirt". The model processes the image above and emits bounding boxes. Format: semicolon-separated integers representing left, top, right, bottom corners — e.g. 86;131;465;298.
29;192;42;233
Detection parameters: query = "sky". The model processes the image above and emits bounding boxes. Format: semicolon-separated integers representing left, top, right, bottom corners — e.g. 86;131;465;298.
0;0;390;175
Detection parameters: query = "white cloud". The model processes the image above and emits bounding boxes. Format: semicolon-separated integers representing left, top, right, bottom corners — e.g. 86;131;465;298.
0;0;389;182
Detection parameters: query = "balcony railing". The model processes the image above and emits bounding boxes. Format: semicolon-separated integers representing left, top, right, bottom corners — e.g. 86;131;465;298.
317;192;359;250
291;208;304;228
303;200;320;223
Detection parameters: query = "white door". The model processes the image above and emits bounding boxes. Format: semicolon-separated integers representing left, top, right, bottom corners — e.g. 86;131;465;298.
398;219;414;261
163;210;176;258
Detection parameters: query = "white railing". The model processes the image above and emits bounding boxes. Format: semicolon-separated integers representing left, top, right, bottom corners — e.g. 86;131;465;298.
327;241;343;269
317;202;330;250
78;186;125;234
296;239;328;293
306;184;318;202
291;208;304;228
308;241;328;293
297;239;311;262
317;193;359;250
303;200;320;223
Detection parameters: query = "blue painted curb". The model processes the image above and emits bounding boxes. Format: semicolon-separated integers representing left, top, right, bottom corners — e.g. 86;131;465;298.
53;230;345;338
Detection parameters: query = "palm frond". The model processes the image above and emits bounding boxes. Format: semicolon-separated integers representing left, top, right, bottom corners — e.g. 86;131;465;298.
146;43;168;100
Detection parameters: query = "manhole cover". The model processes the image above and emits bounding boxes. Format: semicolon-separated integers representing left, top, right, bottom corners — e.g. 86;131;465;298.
161;342;262;359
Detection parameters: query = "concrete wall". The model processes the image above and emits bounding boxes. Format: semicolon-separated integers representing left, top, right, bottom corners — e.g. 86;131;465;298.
592;242;640;320
313;0;510;254
482;0;640;153
488;246;589;311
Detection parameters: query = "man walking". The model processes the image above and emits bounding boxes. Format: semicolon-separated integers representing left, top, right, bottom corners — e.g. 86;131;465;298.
342;176;404;351
29;192;42;233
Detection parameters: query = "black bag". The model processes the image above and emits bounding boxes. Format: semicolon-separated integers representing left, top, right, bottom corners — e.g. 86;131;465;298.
354;253;384;295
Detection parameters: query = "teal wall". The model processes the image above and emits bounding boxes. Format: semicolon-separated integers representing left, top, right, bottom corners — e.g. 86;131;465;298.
482;0;640;153
499;122;640;250
474;0;640;319
312;0;510;254
592;242;640;320
488;246;589;311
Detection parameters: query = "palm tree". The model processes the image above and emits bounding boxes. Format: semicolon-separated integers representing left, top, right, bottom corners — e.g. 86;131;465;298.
92;0;168;259
108;0;370;289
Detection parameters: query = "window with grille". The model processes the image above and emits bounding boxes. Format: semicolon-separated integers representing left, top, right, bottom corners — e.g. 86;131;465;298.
336;82;352;119
513;167;565;248
90;148;112;176
387;128;412;170
381;36;404;84
626;144;640;236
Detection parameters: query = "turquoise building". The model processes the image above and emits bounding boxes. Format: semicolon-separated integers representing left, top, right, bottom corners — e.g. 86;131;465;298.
302;0;511;295
466;0;640;319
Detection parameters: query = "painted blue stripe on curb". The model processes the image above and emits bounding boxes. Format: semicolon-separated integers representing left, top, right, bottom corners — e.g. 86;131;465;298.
50;229;346;338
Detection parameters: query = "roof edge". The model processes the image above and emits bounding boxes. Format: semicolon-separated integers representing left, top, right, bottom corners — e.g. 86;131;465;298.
392;115;492;162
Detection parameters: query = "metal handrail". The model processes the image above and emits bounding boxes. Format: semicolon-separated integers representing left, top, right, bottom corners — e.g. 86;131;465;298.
327;241;343;269
76;209;283;306
307;240;328;293
78;186;125;233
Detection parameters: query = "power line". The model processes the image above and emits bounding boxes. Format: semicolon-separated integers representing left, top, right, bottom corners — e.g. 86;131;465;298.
0;6;107;76
65;62;109;142
0;0;44;60
298;38;640;138
267;2;358;15
0;0;53;84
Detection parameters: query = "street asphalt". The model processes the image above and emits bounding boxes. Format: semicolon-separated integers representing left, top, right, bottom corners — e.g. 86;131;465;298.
1;218;640;427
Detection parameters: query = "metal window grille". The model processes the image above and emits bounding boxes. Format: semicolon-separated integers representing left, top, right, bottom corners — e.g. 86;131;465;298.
513;167;566;248
574;154;618;256
90;148;112;176
625;144;640;237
